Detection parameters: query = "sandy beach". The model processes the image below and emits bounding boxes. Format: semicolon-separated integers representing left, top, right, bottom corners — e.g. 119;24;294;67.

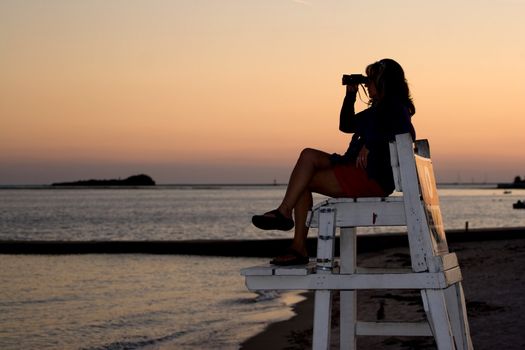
241;235;525;350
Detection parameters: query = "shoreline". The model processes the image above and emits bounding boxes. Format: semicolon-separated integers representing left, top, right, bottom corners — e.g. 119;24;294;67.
240;237;525;349
1;226;524;255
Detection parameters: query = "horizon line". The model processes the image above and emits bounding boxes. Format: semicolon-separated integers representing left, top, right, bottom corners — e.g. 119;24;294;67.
0;181;508;189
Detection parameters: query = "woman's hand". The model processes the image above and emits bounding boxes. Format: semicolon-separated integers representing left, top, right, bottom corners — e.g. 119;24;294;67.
346;84;358;95
356;146;369;169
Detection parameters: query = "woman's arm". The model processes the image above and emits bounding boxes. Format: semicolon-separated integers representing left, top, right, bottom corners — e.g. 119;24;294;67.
339;87;359;133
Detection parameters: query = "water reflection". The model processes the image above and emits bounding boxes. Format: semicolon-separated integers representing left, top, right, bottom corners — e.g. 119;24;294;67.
0;254;280;349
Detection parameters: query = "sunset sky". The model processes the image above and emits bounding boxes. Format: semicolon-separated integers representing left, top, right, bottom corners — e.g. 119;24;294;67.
1;0;524;184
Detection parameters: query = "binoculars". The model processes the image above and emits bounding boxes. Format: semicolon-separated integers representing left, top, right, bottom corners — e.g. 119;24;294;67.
342;74;368;85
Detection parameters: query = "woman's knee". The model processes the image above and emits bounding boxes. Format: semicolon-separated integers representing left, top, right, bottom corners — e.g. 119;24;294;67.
299;148;324;163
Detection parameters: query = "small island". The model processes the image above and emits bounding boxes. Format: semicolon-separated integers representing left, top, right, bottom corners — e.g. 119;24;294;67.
497;175;525;189
52;174;156;187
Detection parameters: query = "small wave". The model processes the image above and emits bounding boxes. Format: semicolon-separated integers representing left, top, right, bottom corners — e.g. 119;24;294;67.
0;296;74;307
218;290;282;306
254;290;281;302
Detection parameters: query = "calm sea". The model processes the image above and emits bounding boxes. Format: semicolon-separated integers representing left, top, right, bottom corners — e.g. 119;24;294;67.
1;185;524;349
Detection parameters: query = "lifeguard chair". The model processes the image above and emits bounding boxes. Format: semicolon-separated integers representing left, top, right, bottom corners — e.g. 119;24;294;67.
241;133;473;349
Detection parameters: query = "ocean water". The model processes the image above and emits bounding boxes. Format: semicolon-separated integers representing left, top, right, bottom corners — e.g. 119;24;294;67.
1;185;525;349
2;185;525;242
0;254;302;350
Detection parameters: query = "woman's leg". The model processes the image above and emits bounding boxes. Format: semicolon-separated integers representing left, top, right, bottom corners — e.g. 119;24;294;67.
274;150;345;263
277;148;334;218
287;190;313;257
254;147;347;263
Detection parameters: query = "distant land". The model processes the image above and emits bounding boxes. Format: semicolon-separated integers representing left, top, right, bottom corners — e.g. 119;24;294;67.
52;174;156;187
497;176;525;189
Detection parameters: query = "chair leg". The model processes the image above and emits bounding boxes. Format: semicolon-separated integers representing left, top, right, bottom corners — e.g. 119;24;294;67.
444;283;473;350
421;289;455;350
340;290;357;350
339;227;357;349
313;290;333;350
312;208;336;349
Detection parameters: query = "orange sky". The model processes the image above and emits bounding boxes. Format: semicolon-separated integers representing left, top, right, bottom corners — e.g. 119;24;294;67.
1;0;525;184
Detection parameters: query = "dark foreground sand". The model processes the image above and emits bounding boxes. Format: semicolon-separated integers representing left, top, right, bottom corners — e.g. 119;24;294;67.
241;237;525;350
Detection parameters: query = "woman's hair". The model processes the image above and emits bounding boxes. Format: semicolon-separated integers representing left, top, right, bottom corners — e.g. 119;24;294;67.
366;59;415;116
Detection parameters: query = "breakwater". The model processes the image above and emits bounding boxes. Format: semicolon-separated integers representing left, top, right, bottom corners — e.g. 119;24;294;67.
1;227;524;256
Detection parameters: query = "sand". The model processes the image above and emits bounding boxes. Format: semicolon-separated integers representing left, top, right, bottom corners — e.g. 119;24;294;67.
241;237;525;350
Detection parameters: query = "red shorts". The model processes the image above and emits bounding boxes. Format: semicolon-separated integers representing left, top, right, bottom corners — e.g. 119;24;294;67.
333;164;387;198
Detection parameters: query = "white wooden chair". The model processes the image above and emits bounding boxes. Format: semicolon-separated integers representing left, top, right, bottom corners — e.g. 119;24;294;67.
241;133;473;350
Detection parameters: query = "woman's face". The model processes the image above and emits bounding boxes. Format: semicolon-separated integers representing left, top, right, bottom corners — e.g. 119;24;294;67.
366;79;377;99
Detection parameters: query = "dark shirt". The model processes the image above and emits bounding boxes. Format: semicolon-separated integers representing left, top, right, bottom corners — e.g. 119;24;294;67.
330;92;416;194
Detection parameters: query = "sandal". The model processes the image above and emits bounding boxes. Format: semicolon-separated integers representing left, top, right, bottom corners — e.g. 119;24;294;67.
252;209;294;231
270;248;309;266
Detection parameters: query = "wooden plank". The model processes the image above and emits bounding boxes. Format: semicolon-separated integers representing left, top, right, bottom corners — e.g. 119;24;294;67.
275;263;316;276
312;208;335;349
389;140;403;192
308;200;406;228
313;290;332;350
245;271;457;291
240;266;272;276
421;289;456;349
316;208;336;272
309;197;402;212
415;154;449;256
340;291;357;349
433;253;459;271
444;283;474;350
443;266;463;287
340;228;357;349
240;262;315;276
354;267;413;274
339;228;357;274
395;133;435;272
356;321;432;336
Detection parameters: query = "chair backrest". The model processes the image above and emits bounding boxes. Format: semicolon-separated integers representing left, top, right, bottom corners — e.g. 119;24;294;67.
414;152;449;256
392;134;449;271
389;138;432;192
389;141;403;192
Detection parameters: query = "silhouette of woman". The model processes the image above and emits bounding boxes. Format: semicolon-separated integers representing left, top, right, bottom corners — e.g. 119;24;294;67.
252;58;416;265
